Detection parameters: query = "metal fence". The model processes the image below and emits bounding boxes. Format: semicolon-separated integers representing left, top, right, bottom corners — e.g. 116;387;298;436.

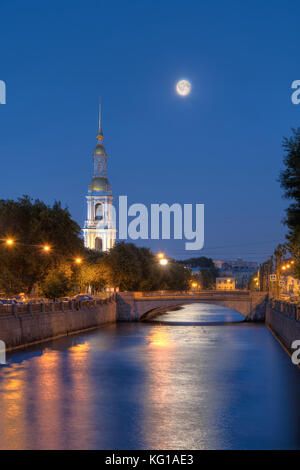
271;299;300;321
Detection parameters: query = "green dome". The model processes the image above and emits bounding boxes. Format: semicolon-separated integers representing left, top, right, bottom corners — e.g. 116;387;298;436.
89;176;111;193
94;143;107;156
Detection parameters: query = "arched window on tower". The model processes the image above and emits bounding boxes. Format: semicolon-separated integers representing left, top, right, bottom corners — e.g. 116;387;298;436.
95;237;103;251
95;203;103;220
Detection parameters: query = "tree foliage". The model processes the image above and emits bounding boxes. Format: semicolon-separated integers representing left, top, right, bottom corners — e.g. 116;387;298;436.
104;242;190;291
77;256;111;293
279;128;300;278
40;268;73;300
179;256;218;289
279;128;300;241
0;196;84;294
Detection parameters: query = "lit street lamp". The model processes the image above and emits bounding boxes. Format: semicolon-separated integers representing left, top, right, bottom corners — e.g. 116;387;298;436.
159;258;168;266
6;238;14;246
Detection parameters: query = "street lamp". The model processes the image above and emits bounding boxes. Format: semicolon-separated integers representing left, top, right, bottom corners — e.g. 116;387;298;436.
43;245;51;252
75;257;82;264
157;252;165;259
159;258;168;266
6;239;14;246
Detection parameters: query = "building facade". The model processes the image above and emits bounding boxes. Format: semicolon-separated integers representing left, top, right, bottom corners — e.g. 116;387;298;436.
213;258;258;289
83;105;116;251
216;277;236;290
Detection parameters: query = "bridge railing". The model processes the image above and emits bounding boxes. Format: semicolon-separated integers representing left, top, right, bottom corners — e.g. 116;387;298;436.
134;290;250;298
0;294;117;317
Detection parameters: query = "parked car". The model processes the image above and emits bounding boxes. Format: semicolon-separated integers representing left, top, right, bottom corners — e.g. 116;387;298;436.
73;294;95;301
0;299;18;305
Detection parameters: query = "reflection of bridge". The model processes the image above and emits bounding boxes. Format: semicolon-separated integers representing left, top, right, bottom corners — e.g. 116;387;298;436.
116;291;268;322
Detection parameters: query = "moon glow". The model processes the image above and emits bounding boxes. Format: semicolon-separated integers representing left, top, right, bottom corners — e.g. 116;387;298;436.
176;79;191;96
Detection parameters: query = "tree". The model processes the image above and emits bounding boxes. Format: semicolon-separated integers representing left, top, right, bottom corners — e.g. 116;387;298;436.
0;196;84;294
40;269;73;300
179;256;216;269
179;256;218;289
77;257;112;293
279;129;300;279
104;242;148;291
158;260;191;291
255;244;290;296
104;242;190;292
199;269;216;289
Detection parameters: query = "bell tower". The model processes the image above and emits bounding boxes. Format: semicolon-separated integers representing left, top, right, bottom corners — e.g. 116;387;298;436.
83;105;116;251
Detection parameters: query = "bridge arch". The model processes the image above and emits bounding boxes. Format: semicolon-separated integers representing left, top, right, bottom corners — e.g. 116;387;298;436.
138;299;251;321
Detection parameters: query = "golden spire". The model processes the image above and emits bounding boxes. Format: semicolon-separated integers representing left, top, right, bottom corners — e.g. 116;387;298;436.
97;102;104;141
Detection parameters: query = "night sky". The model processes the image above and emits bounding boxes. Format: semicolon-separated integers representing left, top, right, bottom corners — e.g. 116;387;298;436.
0;0;299;261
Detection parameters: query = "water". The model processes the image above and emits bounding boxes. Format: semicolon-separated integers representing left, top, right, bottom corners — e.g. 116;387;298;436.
0;303;300;450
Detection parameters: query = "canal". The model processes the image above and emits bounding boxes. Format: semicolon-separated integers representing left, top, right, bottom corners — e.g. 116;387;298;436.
0;303;300;450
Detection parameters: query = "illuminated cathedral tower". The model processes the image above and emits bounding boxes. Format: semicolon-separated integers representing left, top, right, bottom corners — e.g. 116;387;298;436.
83;105;116;251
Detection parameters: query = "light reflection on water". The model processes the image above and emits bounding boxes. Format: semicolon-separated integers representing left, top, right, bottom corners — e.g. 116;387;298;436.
0;303;300;449
151;303;245;324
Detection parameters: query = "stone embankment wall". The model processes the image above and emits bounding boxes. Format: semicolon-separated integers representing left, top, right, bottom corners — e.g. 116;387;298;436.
266;300;300;353
0;297;117;350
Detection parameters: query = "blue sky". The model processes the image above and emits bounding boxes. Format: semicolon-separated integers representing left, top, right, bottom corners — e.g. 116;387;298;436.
0;0;299;261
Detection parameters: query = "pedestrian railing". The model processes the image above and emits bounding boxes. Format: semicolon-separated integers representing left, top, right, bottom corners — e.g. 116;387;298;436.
134;290;250;298
0;294;117;317
271;299;300;321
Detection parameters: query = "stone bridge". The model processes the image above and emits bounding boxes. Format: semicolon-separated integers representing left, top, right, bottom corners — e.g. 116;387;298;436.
116;291;268;322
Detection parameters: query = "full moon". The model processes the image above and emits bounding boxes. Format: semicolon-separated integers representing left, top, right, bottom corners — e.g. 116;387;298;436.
176;79;191;96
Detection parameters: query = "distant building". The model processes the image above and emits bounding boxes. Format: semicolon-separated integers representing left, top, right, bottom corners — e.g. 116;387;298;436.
213;260;224;269
213;258;257;289
213;258;258;270
216;277;236;290
83;105;116;251
190;267;201;276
